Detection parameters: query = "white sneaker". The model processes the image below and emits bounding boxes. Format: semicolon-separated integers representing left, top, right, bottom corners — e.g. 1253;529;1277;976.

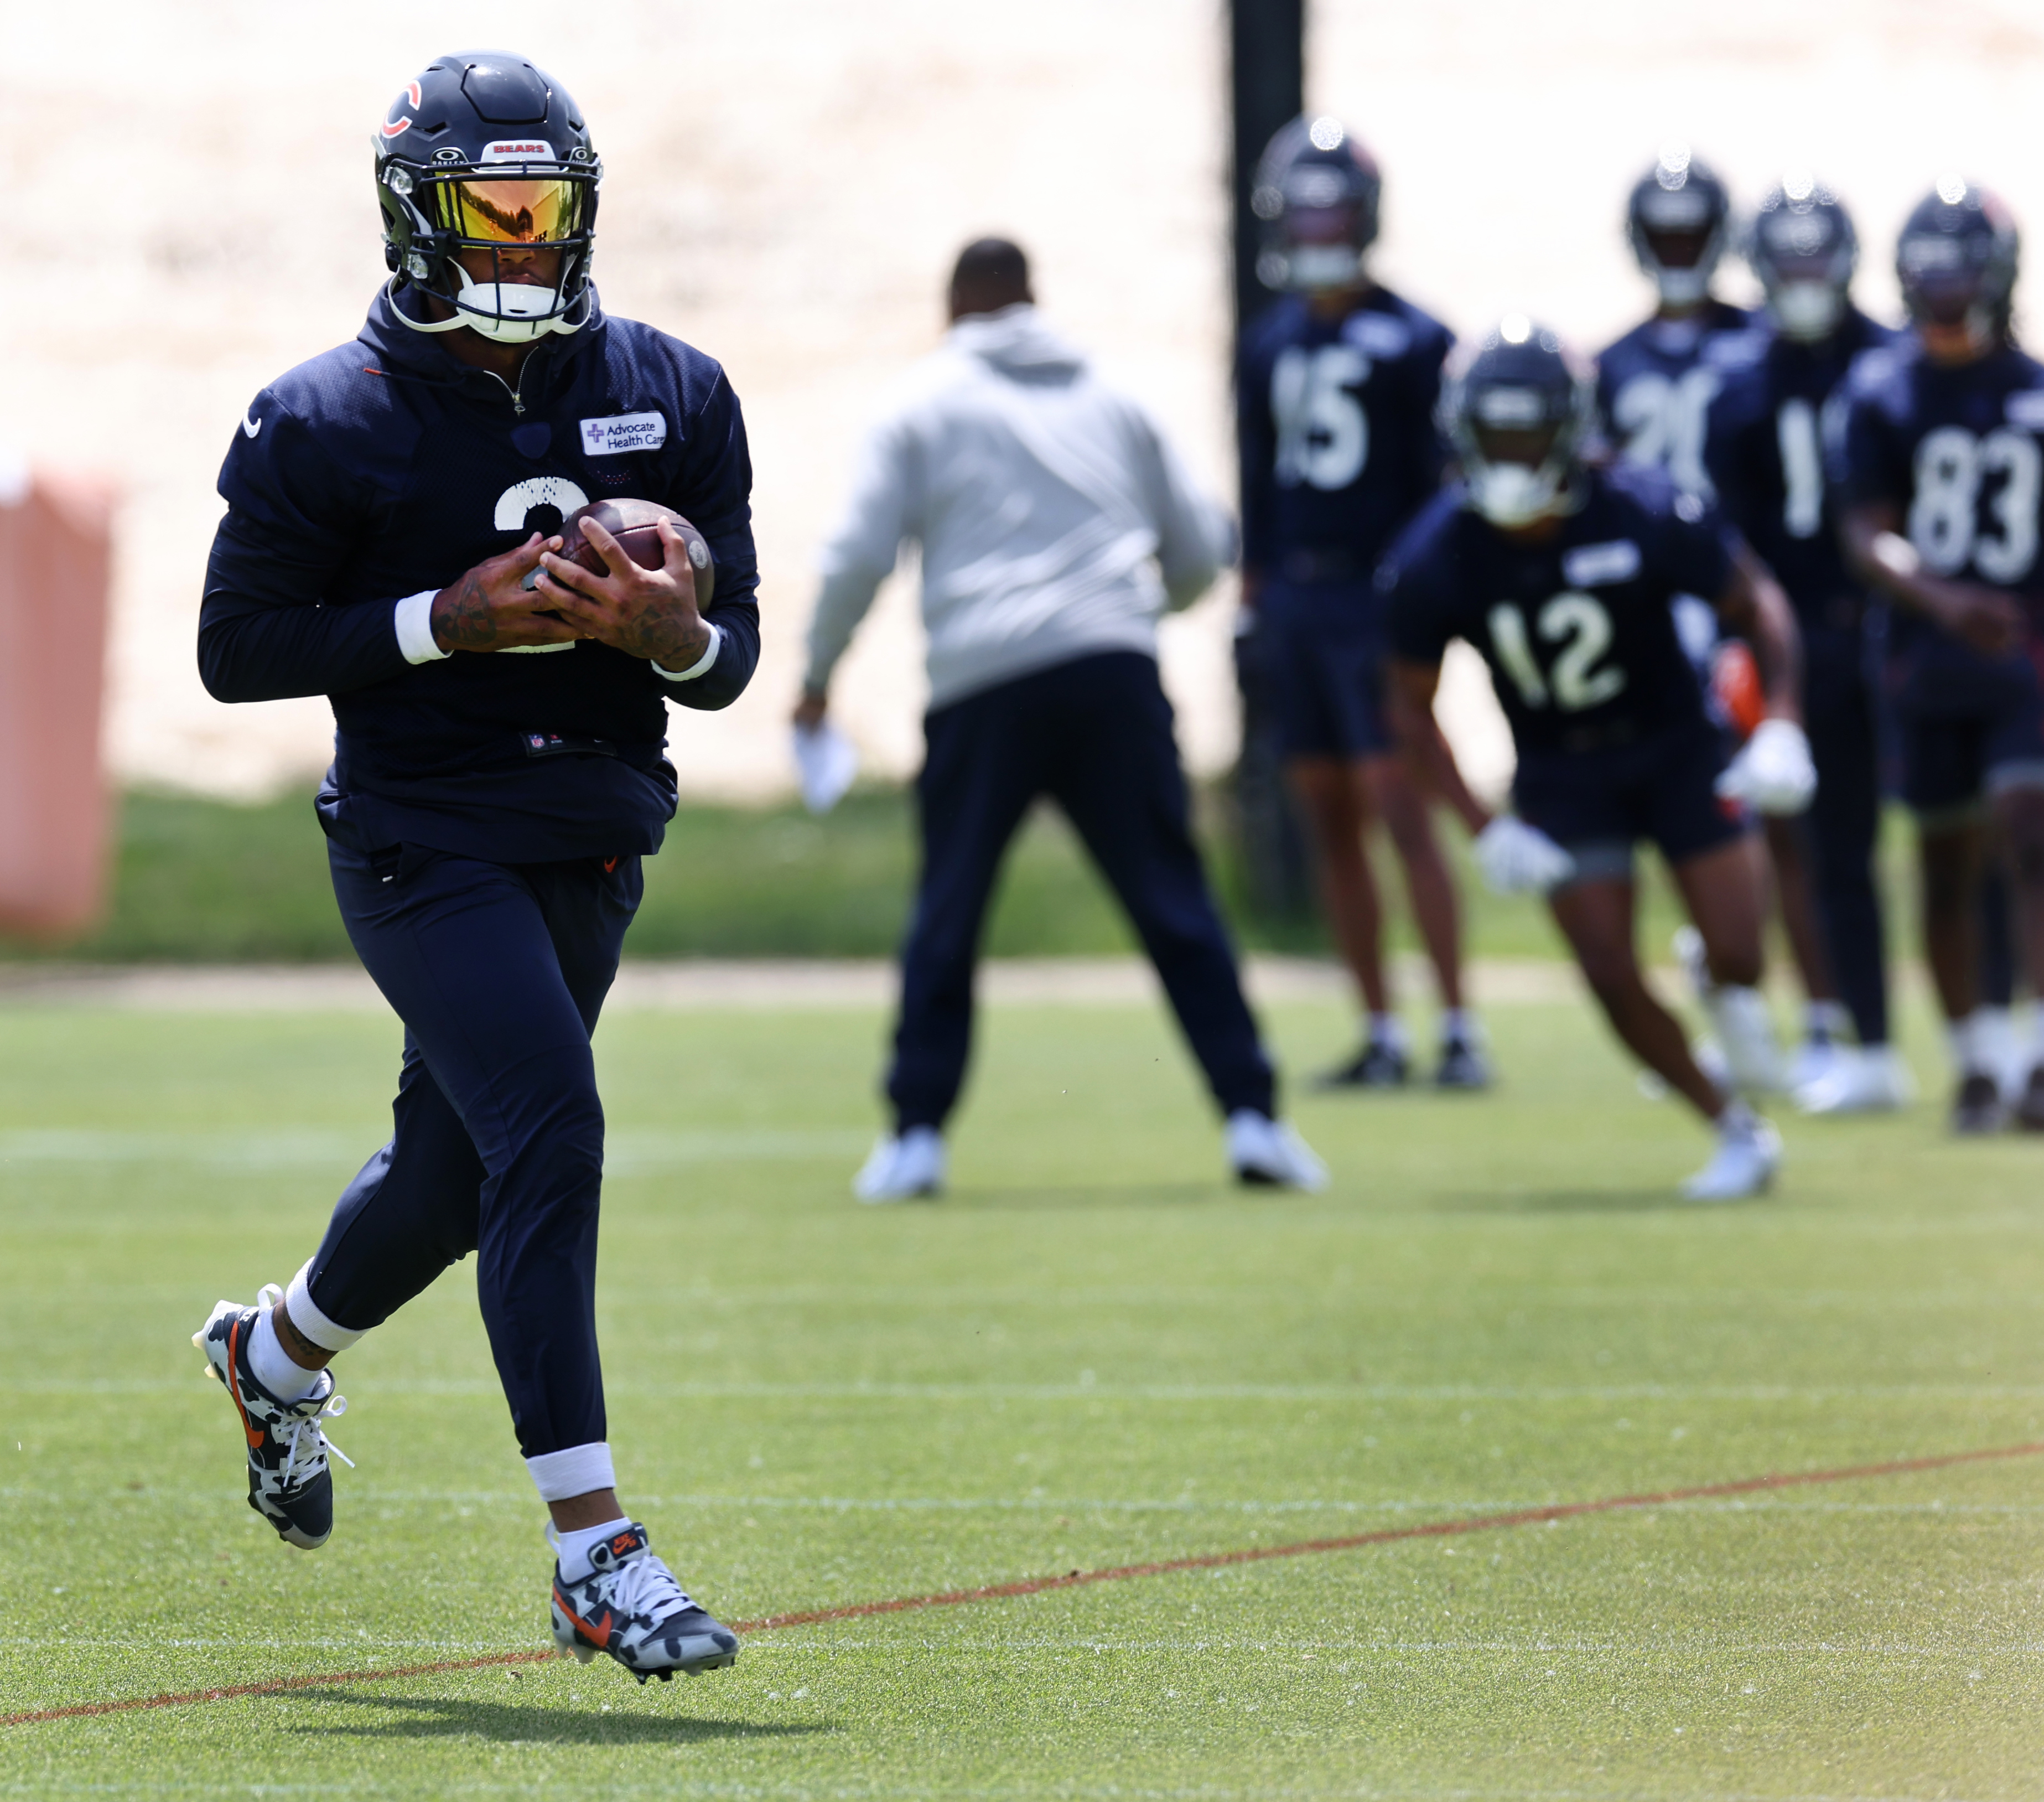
1225;1111;1328;1191
853;1126;945;1202
1796;1044;1914;1115
1787;1033;1848;1095
1680;1105;1782;1202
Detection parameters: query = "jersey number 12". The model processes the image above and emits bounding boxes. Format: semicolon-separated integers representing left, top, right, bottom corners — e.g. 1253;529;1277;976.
1487;593;1627;712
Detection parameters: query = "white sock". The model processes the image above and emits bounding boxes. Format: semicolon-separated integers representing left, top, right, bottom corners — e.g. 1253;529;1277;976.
554;1515;633;1582
1706;985;1781;1094
248;1306;324;1402
1441;1007;1476;1045
1804;1000;1850;1043
1368;1012;1407;1052
1719;1097;1758;1140
1950;1007;2002;1076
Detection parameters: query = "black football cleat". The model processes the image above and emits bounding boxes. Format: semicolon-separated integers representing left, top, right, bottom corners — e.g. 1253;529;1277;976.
193;1287;351;1550
551;1522;739;1680
1314;1039;1409;1090
1952;1070;2006;1136
2014;1064;2044;1132
1434;1036;1492;1091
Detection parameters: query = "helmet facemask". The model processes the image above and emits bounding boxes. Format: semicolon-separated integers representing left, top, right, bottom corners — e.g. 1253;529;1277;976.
381;157;599;343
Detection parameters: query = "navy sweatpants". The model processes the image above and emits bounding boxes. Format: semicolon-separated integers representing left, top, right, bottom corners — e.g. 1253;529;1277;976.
302;838;642;1459
888;651;1275;1131
1800;626;1890;1047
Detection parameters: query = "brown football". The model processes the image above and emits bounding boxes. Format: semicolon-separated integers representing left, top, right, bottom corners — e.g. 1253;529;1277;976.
556;498;715;607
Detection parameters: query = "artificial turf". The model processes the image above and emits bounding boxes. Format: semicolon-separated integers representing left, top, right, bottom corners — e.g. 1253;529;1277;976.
1;984;2041;1796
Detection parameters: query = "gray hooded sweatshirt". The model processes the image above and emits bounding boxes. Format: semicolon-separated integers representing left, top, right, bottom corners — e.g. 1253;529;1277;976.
803;305;1236;711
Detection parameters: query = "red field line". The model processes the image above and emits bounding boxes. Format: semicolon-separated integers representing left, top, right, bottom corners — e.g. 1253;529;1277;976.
7;1438;2039;1729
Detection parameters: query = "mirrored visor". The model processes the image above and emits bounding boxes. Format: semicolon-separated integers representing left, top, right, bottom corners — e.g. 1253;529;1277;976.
438;177;585;245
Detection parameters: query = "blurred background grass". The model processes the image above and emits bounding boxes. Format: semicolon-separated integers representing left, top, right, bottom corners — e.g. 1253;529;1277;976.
0;785;1781;965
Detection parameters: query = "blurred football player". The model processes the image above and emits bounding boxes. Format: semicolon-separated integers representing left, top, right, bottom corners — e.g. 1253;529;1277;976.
1236;117;1482;1091
191;52;750;1679
1598;147;1755;493
1602;146;1837;1095
1704;178;1910;1113
1835;179;2044;1131
798;238;1325;1199
1386;320;1810;1200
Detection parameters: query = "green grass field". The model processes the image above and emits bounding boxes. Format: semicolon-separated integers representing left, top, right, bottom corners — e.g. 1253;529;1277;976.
3;983;2042;1796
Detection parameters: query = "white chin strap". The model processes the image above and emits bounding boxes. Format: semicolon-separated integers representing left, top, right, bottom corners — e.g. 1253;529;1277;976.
1653;265;1711;307
397;265;582;343
1469;462;1564;527
1771;281;1844;343
1288;244;1364;292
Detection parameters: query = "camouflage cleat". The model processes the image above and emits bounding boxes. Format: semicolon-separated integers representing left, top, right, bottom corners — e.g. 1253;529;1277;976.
550;1522;739;1682
192;1285;351;1550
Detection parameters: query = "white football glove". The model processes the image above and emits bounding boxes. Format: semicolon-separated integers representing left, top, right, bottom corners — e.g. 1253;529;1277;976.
1715;717;1816;815
1474;816;1577;895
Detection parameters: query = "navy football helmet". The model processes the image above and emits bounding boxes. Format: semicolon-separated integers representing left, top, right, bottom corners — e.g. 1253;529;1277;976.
1746;177;1858;342
1251;116;1382;294
1441;317;1595;526
1895;177;2019;343
373;50;600;344
1627;146;1731;308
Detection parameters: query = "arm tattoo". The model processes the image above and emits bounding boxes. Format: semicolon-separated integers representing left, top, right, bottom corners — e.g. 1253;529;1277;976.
432;569;500;651
613;593;711;669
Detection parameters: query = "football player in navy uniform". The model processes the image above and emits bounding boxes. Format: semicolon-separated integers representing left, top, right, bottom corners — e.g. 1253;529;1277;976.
188;53;750;1681
1835;180;2044;1131
1597;148;1755;497
1237;117;1482;1091
1385;320;1812;1200
1704;178;1908;1114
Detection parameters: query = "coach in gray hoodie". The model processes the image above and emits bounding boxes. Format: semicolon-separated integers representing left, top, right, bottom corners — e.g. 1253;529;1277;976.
798;237;1325;1200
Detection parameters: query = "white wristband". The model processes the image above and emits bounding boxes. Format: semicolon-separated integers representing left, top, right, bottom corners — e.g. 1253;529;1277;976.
654;622;722;682
394;589;449;664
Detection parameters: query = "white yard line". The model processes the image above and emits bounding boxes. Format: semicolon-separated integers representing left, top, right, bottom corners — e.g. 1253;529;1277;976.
0;954;1579;1012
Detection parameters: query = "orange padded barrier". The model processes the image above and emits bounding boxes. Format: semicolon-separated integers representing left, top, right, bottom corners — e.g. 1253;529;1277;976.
0;474;116;940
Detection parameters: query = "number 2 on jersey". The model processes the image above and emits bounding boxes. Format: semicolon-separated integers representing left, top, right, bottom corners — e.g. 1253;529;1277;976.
1272;345;1369;491
1487;593;1627;712
1909;425;2042;583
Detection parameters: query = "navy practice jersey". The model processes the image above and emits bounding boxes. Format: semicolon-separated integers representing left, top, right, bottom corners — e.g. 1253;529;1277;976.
201;284;761;864
1383;466;1734;757
1595;301;1757;498
1237;286;1452;585
1831;334;2044;682
1704;309;1896;631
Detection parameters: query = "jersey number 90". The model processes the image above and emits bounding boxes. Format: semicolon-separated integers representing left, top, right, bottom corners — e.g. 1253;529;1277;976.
1486;593;1627;712
1909;426;2042;584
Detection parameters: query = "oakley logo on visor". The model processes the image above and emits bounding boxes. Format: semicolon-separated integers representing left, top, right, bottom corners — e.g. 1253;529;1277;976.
483;140;557;162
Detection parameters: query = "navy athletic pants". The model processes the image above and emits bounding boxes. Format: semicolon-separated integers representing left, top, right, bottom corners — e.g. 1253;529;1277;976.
303;838;641;1459
1799;627;1890;1047
888;651;1275;1131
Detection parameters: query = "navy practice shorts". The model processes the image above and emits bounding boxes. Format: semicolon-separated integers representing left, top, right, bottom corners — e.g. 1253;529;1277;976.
1513;721;1752;882
1889;647;2044;819
1253;582;1394;762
